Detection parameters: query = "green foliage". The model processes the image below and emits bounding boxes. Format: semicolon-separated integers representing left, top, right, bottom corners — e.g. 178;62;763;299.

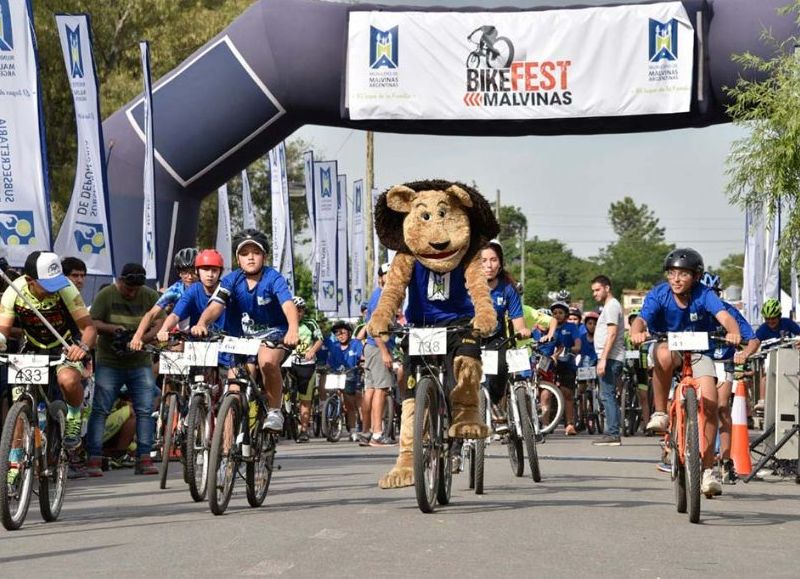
716;253;744;288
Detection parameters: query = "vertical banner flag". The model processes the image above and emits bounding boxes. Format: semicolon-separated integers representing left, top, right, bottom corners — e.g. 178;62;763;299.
268;145;286;272
53;14;114;275
278;142;295;294
241;168;256;230
350;180;365;314
0;0;51;265
742;205;765;325
303;151;317;289
139;41;157;279
314;160;338;312
763;207;780;303
336;175;350;318
216;185;232;273
372;187;380;284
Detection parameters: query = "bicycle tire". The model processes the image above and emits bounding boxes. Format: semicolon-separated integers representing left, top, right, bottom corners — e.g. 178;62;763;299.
670;414;687;513
185;396;209;502
684;388;702;524
487;37;515;68
535;381;564;435
516;385;541;483
312;394;322;438
506;394;524;477
383;396;395;440
436;439;453;506
159;394;178;490
39;401;67;522
466;51;481;68
0;401;35;530
467;444;475;490
413;377;440;513
475;391;486;495
208;395;241;516
324;398;343;443
246;423;275;507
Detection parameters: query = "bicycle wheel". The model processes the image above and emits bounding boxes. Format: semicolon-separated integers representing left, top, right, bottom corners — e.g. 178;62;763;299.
474;391;486;495
382;395;395;439
0;402;35;530
312;394;322;438
670;415;687;514
535;381;564;435
324;398;343;443
208;395;241;516
436;439;453;506
185;396;210;502
684;388;702;524
506;394;524;477
159;393;178;490
246;424;275;507
516;385;540;483
487;37;514;68
413;377;440;513
466;51;481;68
620;383;629;437
39;401;67;522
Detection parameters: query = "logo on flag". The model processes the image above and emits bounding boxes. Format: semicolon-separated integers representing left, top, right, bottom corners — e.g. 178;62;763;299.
73;222;106;254
354;186;362;213
337;288;344;305
0;0;13;52
370;26;398;69
321;168;332;198
66;24;84;78
649;19;678;62
0;211;35;246
323;280;335;299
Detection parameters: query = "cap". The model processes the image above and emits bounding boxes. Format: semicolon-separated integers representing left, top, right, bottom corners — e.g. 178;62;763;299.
24;251;70;293
378;262;390;276
119;263;147;286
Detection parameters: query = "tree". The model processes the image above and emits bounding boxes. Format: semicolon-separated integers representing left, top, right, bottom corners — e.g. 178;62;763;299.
716;253;744;289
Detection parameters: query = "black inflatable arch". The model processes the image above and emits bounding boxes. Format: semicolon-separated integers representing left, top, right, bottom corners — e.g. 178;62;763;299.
101;0;797;279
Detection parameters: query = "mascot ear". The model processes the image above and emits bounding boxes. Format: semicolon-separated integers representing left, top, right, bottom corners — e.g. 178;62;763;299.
445;185;473;208
386;185;418;213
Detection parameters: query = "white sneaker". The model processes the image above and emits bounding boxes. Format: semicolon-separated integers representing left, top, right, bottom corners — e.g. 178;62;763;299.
646;412;669;432
265;409;284;432
701;468;722;497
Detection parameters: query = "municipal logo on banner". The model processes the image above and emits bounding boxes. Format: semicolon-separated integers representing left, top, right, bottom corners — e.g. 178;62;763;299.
649;19;678;62
0;211;35;246
73;222;106;254
370;26;398;69
0;0;13;52
322;280;335;299
321;168;333;197
66;25;84;78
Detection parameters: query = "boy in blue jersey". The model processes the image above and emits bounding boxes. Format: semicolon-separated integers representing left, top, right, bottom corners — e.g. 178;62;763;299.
754;298;800;342
548;301;582;435
192;229;299;432
130;247;198;350
326;320;364;438
631;249;741;495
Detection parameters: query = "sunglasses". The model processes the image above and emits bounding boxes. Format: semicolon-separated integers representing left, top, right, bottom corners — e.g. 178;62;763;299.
120;273;146;286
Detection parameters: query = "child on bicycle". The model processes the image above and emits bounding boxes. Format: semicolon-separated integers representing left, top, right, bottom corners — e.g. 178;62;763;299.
326;320;364;441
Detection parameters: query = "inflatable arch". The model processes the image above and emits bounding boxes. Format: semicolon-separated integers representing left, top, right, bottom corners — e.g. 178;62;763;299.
102;0;796;279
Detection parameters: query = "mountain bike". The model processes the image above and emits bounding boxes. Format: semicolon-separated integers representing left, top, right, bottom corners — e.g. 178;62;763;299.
320;365;361;443
575;362;599;434
466;29;514;68
619;359;642;437
529;343;565;436
280;353;304;441
463;386;490;495
0;354;68;530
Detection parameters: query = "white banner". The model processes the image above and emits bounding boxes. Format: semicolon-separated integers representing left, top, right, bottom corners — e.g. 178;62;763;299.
347;2;694;120
139;41;157;279
336;175;350;318
314;160;338;312
216;184;232;273
303;150;318;292
53;14;114;275
742;205;765;325
0;0;51;265
763;208;780;302
350;179;365;313
372;186;380;284
241;168;256;230
268;145;285;273
278;142;295;294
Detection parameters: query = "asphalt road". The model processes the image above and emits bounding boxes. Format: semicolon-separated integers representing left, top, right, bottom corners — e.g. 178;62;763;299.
2;433;798;578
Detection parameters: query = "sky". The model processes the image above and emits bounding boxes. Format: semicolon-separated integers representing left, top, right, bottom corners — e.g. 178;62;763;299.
294;0;748;270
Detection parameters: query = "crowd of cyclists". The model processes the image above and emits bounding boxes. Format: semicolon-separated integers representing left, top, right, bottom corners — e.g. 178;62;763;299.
0;229;797;526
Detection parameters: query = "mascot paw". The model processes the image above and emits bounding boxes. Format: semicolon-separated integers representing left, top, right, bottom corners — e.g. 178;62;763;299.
367;313;393;342
378;466;414;489
473;310;497;338
448;421;490;439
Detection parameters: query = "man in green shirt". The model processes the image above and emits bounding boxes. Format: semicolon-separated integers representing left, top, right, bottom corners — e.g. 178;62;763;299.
85;263;161;476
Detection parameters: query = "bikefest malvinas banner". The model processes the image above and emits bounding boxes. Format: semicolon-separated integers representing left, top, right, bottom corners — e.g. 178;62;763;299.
347;2;694;120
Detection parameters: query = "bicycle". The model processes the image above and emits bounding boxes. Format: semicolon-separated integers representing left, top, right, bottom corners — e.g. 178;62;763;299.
466;30;514;68
320;365;361;443
528;342;566;436
280;353;304;441
575;362;599;434
462;385;490;495
0;353;69;530
207;336;288;515
619;361;642;437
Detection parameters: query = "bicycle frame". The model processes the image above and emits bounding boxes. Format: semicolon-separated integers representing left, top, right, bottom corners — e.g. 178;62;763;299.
668;352;707;467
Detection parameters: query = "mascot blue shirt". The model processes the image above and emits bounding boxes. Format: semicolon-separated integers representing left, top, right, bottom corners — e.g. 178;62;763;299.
406;262;473;325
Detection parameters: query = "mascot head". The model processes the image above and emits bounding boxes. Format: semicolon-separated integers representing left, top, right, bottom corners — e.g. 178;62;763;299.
375;180;499;274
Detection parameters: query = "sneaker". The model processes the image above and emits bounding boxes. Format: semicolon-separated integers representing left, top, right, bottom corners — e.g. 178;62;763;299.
67;449;87;479
646;412;669;433
86;457;104;478
565;424;577;436
369;434;398;447
721;459;738;485
450;455;463;474
357;432;372;447
110;453;136;469
349;432;359;442
64;415;82;450
135;455;158;475
754;399;765;413
296;430;310;444
6;464;20;486
592;435;621;446
701;468;722;497
265;409;284;432
656;462;671;473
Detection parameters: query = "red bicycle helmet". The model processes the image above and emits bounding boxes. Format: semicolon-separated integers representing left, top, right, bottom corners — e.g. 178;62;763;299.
195;249;224;269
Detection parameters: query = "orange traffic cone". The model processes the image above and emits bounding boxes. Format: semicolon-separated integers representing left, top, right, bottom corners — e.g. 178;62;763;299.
731;380;752;476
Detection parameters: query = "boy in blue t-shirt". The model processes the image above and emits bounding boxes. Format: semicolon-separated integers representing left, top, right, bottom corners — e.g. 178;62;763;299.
326;320;364;438
754;298;800;342
630;249;741;495
548;301;582;435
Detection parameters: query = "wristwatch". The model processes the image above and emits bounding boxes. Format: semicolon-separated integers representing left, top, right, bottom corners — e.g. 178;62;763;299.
78;342;91;354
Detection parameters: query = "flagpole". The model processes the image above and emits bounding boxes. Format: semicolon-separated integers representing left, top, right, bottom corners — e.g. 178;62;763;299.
365;131;374;289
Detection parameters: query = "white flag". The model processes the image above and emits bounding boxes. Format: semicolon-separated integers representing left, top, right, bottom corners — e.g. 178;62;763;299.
268;145;285;272
336;175;349;318
303;151;317;290
350;180;365;314
0;0;51;265
241;168;256;230
763;207;780;302
216;185;232;273
139;41;157;279
314;161;338;313
742;205;765;325
53;14;114;275
278;143;295;294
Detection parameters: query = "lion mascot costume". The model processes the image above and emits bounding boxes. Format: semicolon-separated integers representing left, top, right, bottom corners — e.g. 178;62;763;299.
367;179;500;489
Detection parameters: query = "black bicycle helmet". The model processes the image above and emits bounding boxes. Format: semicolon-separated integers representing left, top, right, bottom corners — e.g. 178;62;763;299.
331;320;353;334
550;301;569;314
663;248;704;274
568;307;582;319
173;247;199;270
233;228;269;254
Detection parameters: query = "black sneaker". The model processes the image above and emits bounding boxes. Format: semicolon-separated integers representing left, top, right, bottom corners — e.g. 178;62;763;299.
721;459;738;485
592;435;621;446
369;435;397;447
296;431;310;444
357;432;372;447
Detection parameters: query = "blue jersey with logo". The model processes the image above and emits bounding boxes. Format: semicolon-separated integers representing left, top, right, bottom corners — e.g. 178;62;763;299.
489;278;523;334
211;267;292;336
532;328;557;357
577;325;597;365
172;282;227;330
554;322;581;369
639;282;725;334
755;317;800;342
156;280;189;311
364;286;395;348
405;262;473;325
326;337;363;385
709;301;754;360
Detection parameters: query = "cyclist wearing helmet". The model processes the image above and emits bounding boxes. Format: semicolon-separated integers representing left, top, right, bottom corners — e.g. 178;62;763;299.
192;229;299;433
327;320;364;439
289;296;323;443
623;307;652;433
130;247;199;350
156;249;226;342
630;248;741;495
755;298;799;341
546;300;582;435
579;311;598;367
568;307;582;326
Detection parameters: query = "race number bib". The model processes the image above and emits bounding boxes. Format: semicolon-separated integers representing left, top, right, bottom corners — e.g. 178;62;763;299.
326;373;346;390
219;337;262;356
667;332;708;352
8;355;49;385
159;352;191;375
481;350;499;375
409;328;447;356
576;366;597;381
506;349;530;374
625;350;640;360
183;342;220;367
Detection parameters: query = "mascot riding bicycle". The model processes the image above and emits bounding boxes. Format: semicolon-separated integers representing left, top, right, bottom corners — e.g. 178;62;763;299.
366;180;499;489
